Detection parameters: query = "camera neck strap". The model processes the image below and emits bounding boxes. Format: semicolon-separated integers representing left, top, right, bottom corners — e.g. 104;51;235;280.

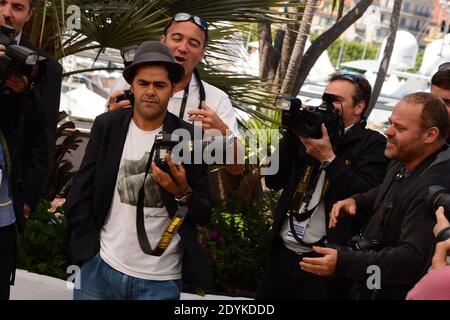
136;143;187;256
289;163;330;221
287;162;330;247
178;68;205;119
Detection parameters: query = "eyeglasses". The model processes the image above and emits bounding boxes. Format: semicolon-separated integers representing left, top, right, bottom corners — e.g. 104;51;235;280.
170;13;208;31
438;62;450;72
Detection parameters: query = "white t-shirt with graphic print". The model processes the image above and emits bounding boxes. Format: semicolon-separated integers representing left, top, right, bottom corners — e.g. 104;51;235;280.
100;120;182;280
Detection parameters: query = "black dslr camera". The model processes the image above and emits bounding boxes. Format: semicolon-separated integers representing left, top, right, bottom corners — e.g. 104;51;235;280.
153;133;183;173
275;93;344;143
427;185;450;221
115;88;135;106
348;234;380;252
0;25;40;83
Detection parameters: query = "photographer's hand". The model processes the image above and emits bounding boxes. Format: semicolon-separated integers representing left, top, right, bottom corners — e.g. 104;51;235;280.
108;90;132;111
431;238;450;269
151;154;189;196
433;206;450;237
299;124;335;163
5;73;29;93
329;198;357;228
299;246;337;276
187;102;228;135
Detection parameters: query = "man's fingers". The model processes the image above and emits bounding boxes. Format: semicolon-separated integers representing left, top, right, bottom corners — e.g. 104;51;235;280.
436;206;448;223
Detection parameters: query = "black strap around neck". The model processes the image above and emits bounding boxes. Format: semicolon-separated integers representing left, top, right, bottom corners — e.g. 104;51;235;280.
178;68;205;119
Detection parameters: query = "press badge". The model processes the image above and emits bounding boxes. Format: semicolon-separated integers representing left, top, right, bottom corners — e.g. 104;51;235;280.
286;218;310;241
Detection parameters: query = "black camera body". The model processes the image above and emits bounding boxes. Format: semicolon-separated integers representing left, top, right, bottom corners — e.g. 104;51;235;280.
153;133;182;173
0;25;40;82
275;93;344;143
348;234;381;252
115;88;135;106
427;185;450;221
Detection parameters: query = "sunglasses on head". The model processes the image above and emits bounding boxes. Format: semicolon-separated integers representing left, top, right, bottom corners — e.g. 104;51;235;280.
172;13;208;31
339;69;360;82
438;62;450;72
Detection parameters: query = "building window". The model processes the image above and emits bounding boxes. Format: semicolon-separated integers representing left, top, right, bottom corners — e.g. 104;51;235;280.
403;2;410;12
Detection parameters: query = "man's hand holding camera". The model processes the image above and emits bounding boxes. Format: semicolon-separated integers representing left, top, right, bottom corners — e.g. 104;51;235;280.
151;153;190;197
299;124;335;164
299;246;338;276
108;90;132;111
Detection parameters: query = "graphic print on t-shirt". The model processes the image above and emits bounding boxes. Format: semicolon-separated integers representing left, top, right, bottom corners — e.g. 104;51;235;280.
116;151;163;207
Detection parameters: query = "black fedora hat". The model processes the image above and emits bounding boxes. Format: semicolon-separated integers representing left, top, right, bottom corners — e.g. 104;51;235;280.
123;41;185;84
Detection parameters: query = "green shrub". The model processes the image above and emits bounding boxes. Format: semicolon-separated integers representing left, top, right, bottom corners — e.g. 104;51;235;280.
16;199;69;280
197;191;278;297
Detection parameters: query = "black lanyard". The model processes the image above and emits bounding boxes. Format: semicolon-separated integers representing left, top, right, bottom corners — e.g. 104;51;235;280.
287;163;330;247
135;141;188;256
177;68;205;119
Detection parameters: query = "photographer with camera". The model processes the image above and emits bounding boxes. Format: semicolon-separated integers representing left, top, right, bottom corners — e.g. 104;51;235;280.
312;92;450;300
106;13;243;176
0;0;62;300
256;72;389;300
64;42;212;300
406;206;450;300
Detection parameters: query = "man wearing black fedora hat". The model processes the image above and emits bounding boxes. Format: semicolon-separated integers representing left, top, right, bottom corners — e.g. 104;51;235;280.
64;41;212;300
107;13;243;176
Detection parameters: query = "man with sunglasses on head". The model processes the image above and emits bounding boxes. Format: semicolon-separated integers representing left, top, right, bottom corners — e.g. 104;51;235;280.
430;62;450;143
256;71;389;300
107;13;243;175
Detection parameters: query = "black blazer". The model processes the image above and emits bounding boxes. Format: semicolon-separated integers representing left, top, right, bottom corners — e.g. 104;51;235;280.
20;36;63;169
0;35;61;230
64;108;213;290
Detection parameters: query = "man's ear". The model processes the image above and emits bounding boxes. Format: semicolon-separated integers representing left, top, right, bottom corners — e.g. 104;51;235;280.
26;7;36;23
354;101;365;116
160;35;166;43
424;127;440;144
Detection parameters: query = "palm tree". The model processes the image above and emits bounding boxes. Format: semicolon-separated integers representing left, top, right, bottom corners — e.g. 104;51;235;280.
366;0;403;118
25;0;304;124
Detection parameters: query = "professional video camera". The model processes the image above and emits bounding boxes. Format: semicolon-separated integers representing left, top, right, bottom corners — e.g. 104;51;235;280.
0;25;40;82
427;185;450;221
153;132;232;173
275;93;344;143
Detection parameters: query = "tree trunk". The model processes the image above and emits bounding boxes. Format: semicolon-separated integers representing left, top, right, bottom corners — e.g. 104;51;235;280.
273;1;306;88
289;0;373;96
258;22;278;81
365;0;402;118
280;0;318;95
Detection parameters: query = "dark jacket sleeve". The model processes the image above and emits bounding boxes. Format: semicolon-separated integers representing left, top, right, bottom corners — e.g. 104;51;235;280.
325;132;388;198
265;132;300;190
21;88;49;209
335;192;435;286
185;161;211;226
64;117;103;265
40;58;63;153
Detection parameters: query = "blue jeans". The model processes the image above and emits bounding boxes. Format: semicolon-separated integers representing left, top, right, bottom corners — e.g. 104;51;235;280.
73;254;181;300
